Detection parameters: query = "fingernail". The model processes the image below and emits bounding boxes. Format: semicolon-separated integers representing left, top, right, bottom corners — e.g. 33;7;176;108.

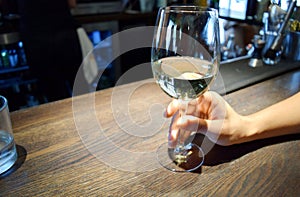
170;130;177;139
178;117;184;125
168;130;177;148
163;108;167;117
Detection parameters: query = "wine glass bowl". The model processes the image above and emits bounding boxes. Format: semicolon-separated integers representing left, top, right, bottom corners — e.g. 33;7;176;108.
151;6;220;172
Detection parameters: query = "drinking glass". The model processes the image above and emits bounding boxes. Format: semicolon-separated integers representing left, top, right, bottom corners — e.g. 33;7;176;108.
151;6;220;172
0;95;17;174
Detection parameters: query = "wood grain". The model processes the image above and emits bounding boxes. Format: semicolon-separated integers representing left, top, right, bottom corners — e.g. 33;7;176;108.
0;69;299;196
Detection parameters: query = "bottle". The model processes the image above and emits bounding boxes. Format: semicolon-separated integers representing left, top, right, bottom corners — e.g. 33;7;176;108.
194;0;208;6
249;35;265;67
225;33;237;59
0;54;3;69
156;0;167;8
18;41;27;66
8;47;18;67
1;46;10;68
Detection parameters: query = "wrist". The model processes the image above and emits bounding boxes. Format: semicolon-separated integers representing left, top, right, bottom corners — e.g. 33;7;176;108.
241;114;262;142
221;114;257;146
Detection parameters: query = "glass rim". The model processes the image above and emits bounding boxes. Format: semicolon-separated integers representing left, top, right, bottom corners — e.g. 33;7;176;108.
159;5;218;14
0;95;7;112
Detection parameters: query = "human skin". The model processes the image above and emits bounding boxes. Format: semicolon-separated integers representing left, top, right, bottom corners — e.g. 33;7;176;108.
165;91;300;146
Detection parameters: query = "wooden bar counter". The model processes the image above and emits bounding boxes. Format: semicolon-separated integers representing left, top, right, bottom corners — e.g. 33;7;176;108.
0;65;300;196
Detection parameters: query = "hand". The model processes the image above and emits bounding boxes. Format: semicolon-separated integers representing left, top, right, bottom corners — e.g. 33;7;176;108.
164;91;251;147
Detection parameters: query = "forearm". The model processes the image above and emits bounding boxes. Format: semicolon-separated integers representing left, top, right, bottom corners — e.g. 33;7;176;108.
246;92;300;141
165;91;300;146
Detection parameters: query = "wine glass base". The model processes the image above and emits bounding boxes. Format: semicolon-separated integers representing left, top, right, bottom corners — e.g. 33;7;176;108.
156;142;204;172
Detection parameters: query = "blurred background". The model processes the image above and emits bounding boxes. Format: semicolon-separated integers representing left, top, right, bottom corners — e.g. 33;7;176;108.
0;0;299;111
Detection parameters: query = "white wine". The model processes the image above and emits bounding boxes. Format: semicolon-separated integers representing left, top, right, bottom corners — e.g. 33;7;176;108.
152;56;216;99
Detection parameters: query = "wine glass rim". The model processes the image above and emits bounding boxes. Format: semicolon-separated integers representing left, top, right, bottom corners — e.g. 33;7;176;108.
160;5;217;14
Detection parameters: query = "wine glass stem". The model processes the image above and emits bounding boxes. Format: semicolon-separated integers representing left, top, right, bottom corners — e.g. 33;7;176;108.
174;99;190;154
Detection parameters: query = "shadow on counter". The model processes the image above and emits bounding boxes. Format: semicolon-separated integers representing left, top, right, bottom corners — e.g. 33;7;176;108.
192;133;300;166
0;145;27;179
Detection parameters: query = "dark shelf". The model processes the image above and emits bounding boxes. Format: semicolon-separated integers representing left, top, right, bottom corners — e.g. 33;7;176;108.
74;12;156;24
0;65;29;75
0;76;37;89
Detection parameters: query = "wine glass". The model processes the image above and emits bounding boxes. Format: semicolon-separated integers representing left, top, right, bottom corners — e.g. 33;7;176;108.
151;6;220;172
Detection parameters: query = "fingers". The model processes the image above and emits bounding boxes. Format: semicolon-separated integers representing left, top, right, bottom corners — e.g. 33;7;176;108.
164;99;198;118
168;128;193;148
177;116;208;134
164;91;216;119
164;99;179;118
165;91;228;147
168;114;208;148
168;129;178;148
168;110;180;148
168;116;226;148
